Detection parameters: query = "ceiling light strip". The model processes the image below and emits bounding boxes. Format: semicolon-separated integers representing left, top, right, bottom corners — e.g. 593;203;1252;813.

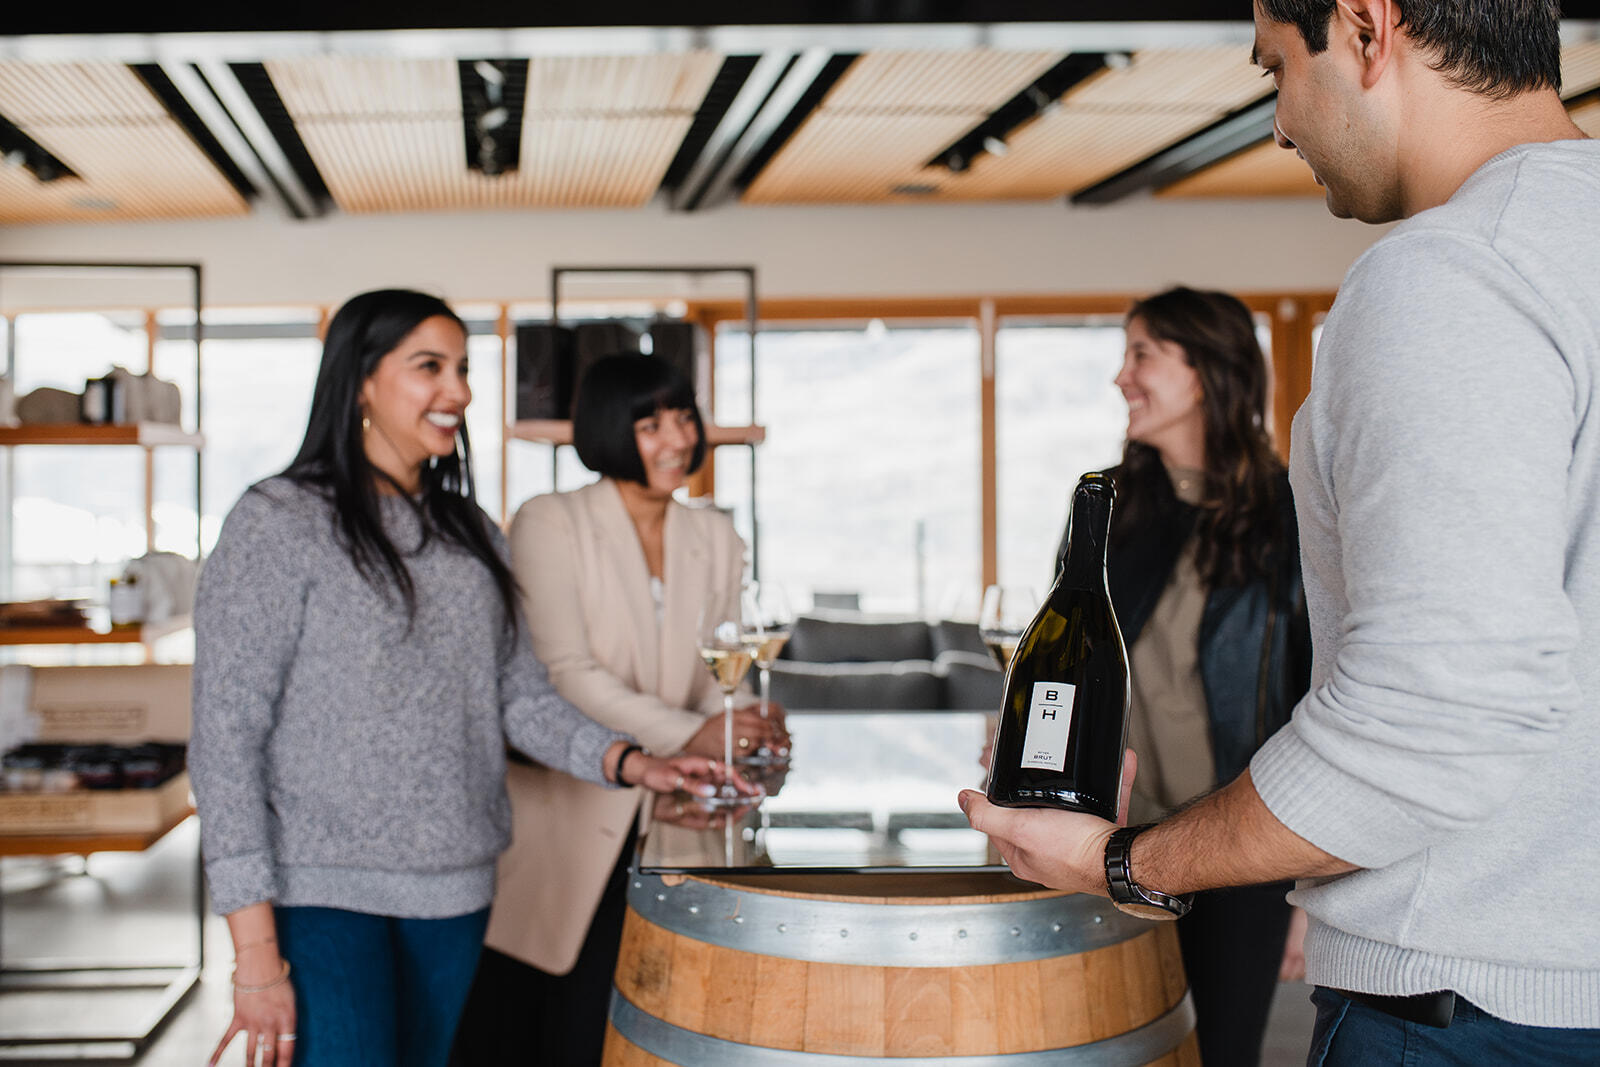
671;51;795;211
194;59;320;216
157;61;296;217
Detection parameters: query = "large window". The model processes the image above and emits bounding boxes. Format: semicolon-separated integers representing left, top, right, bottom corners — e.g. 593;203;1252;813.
994;322;1128;592
716;322;981;616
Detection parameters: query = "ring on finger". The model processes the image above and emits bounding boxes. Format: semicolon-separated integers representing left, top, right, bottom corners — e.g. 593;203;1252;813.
674;774;685;790
278;1034;297;1041
738;736;751;749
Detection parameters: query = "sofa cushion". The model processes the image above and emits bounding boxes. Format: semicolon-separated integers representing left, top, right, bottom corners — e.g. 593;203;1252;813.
784;614;933;664
768;660;943;710
936;650;1003;710
928;619;989;659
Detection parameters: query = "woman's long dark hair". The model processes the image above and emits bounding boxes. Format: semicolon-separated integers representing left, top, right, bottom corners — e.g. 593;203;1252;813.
282;288;518;625
1111;287;1286;588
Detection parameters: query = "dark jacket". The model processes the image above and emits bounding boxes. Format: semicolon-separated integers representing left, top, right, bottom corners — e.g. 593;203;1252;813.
1057;469;1311;785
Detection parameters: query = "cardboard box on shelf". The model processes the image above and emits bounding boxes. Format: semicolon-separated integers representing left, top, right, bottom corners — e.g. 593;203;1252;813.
30;663;190;744
0;771;190;836
1;664;192;837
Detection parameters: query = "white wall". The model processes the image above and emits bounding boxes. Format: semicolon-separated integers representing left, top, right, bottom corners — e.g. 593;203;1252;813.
0;195;1385;310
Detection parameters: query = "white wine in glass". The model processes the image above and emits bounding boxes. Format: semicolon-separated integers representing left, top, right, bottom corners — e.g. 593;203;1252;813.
740;583;792;767
979;585;1038;671
697;609;760;807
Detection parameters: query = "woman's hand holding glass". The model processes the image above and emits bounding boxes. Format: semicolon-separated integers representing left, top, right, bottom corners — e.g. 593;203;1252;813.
626;751;759;803
684;705;785;762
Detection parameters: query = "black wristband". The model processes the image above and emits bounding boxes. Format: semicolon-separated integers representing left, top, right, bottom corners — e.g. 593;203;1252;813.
614;743;648;787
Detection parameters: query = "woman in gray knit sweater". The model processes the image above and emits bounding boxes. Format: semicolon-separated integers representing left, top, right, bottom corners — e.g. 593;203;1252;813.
189;289;741;1067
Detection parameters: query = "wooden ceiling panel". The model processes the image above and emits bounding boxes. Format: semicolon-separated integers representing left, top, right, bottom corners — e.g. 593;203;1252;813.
1065;48;1266;113
745;113;974;202
1572;98;1600;138
1157;138;1323;198
265;57;457;118
743;49;1068;204
524;53;721;113
821;50;1062;112
0;60;248;224
1562;41;1600;98
272;54;714;210
517;115;695;203
937;108;1214;199
0;61;168;123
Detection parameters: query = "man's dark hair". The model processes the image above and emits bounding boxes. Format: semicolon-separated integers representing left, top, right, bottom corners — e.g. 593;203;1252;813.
572;352;707;484
1258;0;1562;98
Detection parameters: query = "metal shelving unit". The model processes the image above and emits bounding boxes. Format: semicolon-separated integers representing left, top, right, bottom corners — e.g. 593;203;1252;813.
0;260;205;1060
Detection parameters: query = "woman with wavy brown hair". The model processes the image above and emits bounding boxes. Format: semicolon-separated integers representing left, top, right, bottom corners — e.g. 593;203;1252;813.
1059;286;1310;1067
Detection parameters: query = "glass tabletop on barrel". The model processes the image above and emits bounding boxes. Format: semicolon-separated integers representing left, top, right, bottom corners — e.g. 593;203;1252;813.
637;709;1007;875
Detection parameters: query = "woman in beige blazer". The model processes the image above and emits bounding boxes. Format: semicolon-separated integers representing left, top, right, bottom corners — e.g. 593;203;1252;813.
453;354;782;1065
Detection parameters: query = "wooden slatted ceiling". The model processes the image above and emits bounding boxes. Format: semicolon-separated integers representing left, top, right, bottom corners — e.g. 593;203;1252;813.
267;54;719;212
1562;41;1600;98
1573;98;1600;138
742;50;1063;204
1162;41;1600;200
0;61;247;224
746;48;1271;204
1158;140;1322;198
942;48;1270;201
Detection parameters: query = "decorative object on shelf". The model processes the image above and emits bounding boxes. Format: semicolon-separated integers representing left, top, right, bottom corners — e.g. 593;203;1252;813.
108;573;144;626
514;322;575;419
0;599;91;630
122;552;198;624
16;385;80;424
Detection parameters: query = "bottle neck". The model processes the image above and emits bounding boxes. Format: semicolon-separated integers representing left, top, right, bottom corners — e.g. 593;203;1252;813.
1057;488;1112;590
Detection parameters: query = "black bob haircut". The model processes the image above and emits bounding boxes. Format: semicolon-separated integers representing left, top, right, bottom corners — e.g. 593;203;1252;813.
573;353;707;483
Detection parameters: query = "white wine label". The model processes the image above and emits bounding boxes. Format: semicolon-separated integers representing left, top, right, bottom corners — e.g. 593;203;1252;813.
1020;681;1075;771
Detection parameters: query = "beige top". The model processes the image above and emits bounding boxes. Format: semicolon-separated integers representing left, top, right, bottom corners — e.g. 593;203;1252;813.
1126;467;1217;825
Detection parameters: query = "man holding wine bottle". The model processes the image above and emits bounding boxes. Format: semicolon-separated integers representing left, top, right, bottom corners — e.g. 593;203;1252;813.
963;0;1600;1060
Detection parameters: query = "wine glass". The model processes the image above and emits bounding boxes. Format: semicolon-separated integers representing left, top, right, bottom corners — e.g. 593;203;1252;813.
978;585;1037;671
696;604;761;807
740;583;793;767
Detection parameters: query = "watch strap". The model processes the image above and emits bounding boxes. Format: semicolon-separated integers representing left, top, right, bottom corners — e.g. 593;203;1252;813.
1105;824;1194;919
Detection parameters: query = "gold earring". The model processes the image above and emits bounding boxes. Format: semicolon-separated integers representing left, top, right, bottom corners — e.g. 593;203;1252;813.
361;415;371;432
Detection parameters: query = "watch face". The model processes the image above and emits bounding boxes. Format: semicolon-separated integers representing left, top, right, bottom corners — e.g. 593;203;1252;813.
1111;898;1184;922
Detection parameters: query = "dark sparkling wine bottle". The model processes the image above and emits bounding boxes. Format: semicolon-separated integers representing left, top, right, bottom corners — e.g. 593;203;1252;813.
984;472;1129;819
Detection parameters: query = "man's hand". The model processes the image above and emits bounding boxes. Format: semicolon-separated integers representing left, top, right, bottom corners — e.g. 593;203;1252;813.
957;750;1137;893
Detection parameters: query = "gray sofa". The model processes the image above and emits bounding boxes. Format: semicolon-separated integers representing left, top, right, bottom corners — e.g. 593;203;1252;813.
766;614;1003;711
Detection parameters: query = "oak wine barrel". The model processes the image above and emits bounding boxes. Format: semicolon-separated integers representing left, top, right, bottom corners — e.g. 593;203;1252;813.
603;871;1198;1066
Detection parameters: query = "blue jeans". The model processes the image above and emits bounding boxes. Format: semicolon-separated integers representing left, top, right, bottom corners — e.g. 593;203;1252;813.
275;905;490;1067
1308;986;1600;1066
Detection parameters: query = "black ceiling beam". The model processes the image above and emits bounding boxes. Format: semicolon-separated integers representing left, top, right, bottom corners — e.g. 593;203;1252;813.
3;3;1285;33
228;63;335;210
1070;93;1277;206
927;53;1109;173
660;55;760;195
129;64;259;203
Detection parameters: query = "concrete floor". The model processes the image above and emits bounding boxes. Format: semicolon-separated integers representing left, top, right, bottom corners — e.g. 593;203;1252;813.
1;818;1317;1065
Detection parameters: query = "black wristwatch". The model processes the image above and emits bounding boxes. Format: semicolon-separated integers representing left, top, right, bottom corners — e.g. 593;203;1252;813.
1104;824;1193;921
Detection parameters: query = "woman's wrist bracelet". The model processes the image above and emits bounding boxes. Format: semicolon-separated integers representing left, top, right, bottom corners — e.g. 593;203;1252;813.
235;936;277;954
233;959;291;994
614;743;648;786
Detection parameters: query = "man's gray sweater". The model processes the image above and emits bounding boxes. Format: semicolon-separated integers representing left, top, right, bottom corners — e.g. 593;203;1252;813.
189;478;624;918
1252;140;1600;1028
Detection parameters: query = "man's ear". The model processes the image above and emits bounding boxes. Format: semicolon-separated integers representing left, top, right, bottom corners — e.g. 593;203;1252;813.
1334;0;1400;89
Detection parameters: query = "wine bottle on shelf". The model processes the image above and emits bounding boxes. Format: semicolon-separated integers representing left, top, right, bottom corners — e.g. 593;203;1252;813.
984;471;1129;820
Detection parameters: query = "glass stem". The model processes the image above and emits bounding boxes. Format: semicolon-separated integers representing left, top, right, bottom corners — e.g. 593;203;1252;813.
758;666;771;720
723;691;735;780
